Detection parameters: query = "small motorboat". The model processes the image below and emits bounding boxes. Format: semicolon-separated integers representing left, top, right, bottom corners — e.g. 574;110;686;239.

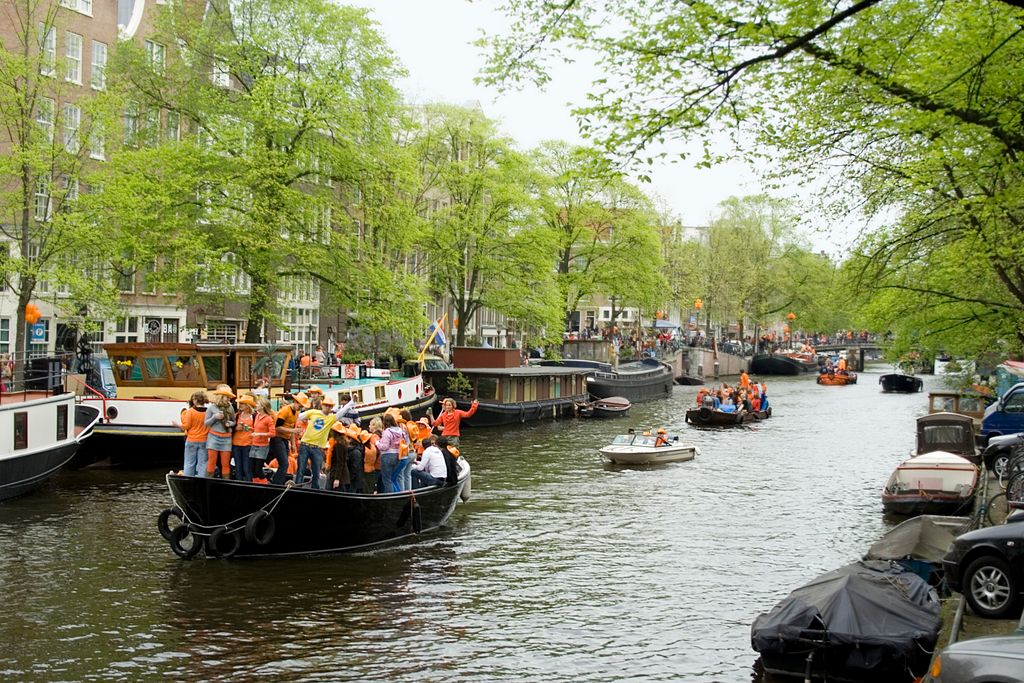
816;372;858;386
916;411;978;463
684;406;770;426
592;396;630;417
879;373;923;393
157;458;471;559
599;432;699;465
863;514;970;583
751;560;941;682
881;451;978;516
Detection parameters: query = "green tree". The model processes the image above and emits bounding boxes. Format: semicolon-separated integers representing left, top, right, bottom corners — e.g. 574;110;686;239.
413;104;561;346
106;0;406;342
482;0;1024;354
0;0;124;369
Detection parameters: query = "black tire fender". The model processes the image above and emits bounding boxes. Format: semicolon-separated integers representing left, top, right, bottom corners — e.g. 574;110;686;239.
169;524;202;559
209;526;241;559
157;506;183;541
698;407;711;421
766;406;772;418
244;510;276;546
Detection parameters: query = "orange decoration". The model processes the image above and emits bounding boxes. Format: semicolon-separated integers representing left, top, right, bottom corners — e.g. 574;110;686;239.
24;303;41;324
786;312;796;321
694;299;703;311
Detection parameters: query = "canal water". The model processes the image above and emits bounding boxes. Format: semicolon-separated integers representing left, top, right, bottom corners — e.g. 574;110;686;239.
0;366;940;681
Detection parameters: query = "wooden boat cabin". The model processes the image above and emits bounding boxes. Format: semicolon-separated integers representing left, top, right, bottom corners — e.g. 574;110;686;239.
103;343;291;400
927;390;993;426
916;412;978;463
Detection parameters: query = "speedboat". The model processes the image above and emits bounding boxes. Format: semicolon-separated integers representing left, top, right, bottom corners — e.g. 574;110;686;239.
881;451;978;516
599;432;699;465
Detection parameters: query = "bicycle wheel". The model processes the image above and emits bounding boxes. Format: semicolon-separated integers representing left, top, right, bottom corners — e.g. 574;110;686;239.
987;492;1009;526
1006;472;1024;509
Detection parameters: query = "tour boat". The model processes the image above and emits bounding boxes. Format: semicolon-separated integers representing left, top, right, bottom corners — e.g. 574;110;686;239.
881;451;979;516
598;432;699;465
76;342;435;466
158;458;470;558
0;390;101;501
749;351;819;375
684;405;771;426
816;372;858;386
879;373;923;393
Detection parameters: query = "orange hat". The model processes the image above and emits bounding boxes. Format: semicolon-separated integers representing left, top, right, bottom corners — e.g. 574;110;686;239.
321;396;336;407
448;446;460;458
213;385;235;398
345;424;362;440
357;430;372;444
330;422;346;435
307;386;324;395
293;392;310;408
237;395;256;407
657;427;667;434
417;417;432;429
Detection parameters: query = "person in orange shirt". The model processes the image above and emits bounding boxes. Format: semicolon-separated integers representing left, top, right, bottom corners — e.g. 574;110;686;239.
433;397;478;447
232;395;257;481
269;392;307;485
250;397;276;482
739;370;750;390
173;391;210;477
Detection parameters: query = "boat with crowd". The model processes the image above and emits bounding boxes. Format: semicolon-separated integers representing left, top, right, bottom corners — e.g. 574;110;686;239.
817;371;858;386
76;343;435;466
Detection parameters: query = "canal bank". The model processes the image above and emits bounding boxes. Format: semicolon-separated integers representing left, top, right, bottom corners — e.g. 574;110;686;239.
0;365;999;681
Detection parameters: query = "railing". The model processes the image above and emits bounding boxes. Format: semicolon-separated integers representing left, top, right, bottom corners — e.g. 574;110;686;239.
0;351;77;398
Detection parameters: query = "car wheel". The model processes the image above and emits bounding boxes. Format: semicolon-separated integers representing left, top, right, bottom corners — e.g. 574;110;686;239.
991;452;1010;480
963;555;1020;619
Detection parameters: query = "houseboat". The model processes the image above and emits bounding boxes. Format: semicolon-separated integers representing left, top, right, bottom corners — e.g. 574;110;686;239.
749;351;819;375
76;342;435;466
422;347;591;427
1;386;101;502
538;357;674;403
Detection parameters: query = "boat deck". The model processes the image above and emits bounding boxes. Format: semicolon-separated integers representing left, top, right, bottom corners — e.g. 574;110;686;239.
0;390;58;405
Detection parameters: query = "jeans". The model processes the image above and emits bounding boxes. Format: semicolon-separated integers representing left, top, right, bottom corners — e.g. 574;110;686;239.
269;437;290;485
296;443;325;489
380;451;399;493
393;457;411;492
232;445;252;481
400;457;412;491
412;470;443;488
183;441;206;477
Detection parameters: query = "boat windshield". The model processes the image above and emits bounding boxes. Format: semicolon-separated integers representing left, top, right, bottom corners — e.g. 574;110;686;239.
611;435;635;445
635;436;659;447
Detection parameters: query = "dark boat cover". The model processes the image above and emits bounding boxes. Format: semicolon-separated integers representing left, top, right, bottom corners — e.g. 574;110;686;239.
751;561;941;680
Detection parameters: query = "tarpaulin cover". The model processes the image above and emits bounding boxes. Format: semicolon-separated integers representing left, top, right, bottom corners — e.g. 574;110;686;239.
864;515;970;563
751;561;941;675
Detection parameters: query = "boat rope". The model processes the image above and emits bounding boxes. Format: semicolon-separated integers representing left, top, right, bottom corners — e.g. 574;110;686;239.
179;485;294;538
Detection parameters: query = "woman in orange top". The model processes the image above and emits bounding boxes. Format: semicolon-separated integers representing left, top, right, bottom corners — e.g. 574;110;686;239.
365;416;383;493
205;386;237;479
250;398;275;482
174;391;209;477
232;395;257;481
433;398;478;447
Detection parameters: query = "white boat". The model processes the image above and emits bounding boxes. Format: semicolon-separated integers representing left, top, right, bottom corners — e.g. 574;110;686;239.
0;388;101;501
881;451;979;516
77;343;435;466
599;432;700;465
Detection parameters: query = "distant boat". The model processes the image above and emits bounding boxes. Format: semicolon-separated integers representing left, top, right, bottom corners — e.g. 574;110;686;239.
598;432;699;465
0;390;101;501
538;358;674;403
879;373;923;393
816;372;858;386
582;396;631;418
685;406;770;426
749;351;819;375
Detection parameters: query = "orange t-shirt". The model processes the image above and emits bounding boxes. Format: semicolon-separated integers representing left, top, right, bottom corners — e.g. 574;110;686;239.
180;407;210;443
232;412;255;447
252;412;275;447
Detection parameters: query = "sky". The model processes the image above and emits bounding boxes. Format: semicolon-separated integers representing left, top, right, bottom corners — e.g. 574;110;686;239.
346;0;768;226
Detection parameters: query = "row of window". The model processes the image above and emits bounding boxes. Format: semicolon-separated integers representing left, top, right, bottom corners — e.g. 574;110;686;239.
38;24;107;89
11;404;70;452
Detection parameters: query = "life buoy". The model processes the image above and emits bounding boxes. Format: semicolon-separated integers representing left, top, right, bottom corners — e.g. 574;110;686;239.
244;510;276;546
209;526;241;558
698;407;712;422
157;506;183;541
169;524;202;559
460;471;472;502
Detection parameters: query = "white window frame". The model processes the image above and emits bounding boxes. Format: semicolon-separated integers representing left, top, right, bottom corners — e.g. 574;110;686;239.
34;174;51;222
38;24;56;77
59;0;92;15
0;318;10;353
63;176;79;202
63;103;80;153
145;40;165;74
65;32;82;84
165;110;180;142
37;97;54;142
90;40;107;90
89;129;105;160
211;59;230;88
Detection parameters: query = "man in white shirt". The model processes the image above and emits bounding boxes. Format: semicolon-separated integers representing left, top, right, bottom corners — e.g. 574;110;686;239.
412;436;447;488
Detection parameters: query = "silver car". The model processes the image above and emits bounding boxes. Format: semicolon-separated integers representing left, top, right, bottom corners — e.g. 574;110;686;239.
924;612;1024;682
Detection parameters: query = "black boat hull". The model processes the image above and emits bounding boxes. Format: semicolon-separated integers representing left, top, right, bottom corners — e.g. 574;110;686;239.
165;469;467;558
674;375;704;386
879;374;923;393
456;396;587;427
587;372;673;402
882;497;973;517
685;407;770;426
749;353;818;375
0;441;79;502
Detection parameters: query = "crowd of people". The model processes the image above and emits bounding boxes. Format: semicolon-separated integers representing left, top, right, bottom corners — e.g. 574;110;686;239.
172;386;477;494
694;370;770;414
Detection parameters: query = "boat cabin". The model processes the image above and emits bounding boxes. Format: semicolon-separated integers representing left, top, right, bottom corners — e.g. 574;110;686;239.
916;412;977;462
927;391;991;422
102;343;291;400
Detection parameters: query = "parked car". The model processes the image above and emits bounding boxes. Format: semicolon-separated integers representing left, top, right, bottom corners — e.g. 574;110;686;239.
923;611;1024;682
981;382;1024;445
942;510;1024;619
982;432;1024;478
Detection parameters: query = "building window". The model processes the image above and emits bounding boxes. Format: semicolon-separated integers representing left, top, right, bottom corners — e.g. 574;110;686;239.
89;130;105;160
63;176;79;202
142;108;159;146
211;59;230;87
140;261;156;294
145;40;166;74
60;0;92;14
57;404;68;440
91;41;107;89
0;318;9;353
38;24;55;76
34;174;51;222
37;97;54;142
14;413;28;450
165;111;180;142
205;320;240;343
114;316;139;343
63;103;80;153
66;32;82;84
123;101;139;146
